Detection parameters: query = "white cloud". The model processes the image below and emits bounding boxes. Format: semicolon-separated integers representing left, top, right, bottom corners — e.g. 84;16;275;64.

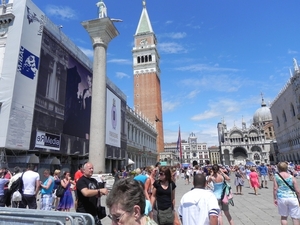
161;32;187;39
163;100;180;113
288;49;298;54
79;47;93;58
107;59;132;65
191;110;220;121
116;72;130;79
45;5;77;20
191;99;240;121
181;75;243;93
165;20;173;25
186;90;200;99
159;42;186;54
176;64;239;73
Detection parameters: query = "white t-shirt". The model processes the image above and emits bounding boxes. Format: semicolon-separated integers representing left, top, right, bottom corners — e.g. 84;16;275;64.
22;170;40;195
178;188;220;225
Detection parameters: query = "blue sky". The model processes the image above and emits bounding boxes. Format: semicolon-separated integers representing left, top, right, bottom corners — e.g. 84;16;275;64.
33;0;300;146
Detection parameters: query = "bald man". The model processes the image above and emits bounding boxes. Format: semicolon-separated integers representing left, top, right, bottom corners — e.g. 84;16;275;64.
178;174;220;225
76;162;108;224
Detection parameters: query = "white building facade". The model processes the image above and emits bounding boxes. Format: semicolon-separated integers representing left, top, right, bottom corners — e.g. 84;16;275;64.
181;133;208;166
126;106;157;169
270;59;300;163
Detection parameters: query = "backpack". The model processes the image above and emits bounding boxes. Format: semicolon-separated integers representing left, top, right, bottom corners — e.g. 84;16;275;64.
9;173;24;194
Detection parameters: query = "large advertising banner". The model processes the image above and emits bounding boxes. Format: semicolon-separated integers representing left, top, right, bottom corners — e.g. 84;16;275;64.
106;89;121;147
5;0;44;149
63;56;93;140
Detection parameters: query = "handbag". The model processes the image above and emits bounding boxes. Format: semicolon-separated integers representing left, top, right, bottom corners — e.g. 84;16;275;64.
97;206;106;220
55;184;65;198
157;207;174;224
276;172;300;205
97;195;106;219
156;183;174;224
12;190;22;202
221;175;234;206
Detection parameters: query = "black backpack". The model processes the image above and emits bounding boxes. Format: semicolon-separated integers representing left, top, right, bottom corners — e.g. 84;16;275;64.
9;172;24;193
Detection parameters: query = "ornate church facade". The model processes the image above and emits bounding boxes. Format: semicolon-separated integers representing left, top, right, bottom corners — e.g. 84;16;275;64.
217;98;276;165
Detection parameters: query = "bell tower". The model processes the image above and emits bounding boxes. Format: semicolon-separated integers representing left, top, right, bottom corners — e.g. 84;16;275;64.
132;1;164;155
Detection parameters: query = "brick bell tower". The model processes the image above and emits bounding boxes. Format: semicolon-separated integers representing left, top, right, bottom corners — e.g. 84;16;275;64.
132;1;164;156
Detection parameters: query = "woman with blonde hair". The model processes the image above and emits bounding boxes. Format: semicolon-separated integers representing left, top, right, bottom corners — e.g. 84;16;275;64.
146;165;156;200
274;162;300;225
52;169;61;210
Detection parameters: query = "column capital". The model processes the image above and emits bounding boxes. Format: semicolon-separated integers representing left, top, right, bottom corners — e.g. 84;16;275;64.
81;17;119;48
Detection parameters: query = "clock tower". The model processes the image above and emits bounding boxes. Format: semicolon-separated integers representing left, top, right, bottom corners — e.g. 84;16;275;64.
133;1;164;156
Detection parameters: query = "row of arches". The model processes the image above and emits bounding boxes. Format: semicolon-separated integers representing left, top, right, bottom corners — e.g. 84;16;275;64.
137;55;152;64
222;146;266;165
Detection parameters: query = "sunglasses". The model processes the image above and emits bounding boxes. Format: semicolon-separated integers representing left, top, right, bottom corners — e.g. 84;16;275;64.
108;211;126;223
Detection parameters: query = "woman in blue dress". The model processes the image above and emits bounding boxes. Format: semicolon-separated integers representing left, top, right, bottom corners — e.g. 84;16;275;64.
57;171;74;212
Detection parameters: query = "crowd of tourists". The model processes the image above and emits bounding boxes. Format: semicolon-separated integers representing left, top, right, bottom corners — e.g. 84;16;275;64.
1;160;300;225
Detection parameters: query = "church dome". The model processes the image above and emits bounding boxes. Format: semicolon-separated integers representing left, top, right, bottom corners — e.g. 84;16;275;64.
253;98;272;124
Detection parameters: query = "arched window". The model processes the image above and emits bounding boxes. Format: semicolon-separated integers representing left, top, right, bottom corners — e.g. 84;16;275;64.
145;55;148;62
141;56;144;63
137;56;140;63
291;103;296;117
282;110;287;122
276;116;280;127
149;55;152;62
254;153;260;160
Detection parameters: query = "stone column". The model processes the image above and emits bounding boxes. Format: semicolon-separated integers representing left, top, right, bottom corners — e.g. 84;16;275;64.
81;17;119;172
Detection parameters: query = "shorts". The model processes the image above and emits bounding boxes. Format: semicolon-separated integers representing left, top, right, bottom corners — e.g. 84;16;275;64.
278;198;300;218
260;175;267;181
218;199;229;211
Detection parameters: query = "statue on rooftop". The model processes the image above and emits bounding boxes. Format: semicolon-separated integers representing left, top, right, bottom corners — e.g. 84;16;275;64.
293;58;299;72
96;0;107;19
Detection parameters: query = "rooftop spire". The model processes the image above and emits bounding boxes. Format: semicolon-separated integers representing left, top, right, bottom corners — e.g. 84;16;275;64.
135;0;153;35
260;92;266;107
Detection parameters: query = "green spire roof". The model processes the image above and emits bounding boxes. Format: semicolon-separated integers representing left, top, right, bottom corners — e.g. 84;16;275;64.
135;2;153;35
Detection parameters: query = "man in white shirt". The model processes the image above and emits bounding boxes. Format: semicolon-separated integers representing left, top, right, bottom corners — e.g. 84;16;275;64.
178;173;220;225
19;164;40;209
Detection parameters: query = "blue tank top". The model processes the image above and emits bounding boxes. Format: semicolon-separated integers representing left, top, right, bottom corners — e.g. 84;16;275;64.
213;182;223;200
41;176;55;195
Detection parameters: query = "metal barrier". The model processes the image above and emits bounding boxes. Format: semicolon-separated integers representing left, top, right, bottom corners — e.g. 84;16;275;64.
0;207;95;225
0;215;64;225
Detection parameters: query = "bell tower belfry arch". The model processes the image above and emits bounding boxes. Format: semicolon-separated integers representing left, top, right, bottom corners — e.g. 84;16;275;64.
132;1;164;156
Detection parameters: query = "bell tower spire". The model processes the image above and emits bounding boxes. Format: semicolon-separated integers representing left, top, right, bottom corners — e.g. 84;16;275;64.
132;2;164;156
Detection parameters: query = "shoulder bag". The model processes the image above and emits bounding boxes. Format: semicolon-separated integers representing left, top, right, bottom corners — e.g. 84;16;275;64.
221;175;234;206
96;185;107;220
276;172;300;205
156;182;174;225
55;181;66;198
